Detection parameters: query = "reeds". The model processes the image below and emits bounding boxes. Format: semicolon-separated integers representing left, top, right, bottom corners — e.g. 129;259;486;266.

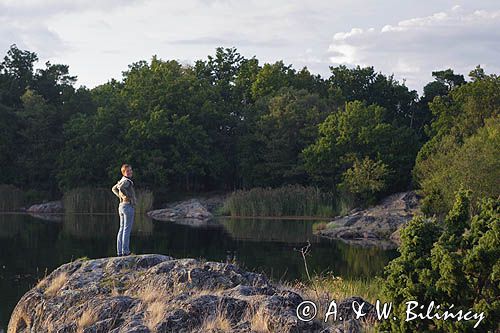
63;187;116;214
221;184;337;217
135;189;154;214
63;187;153;214
0;184;25;211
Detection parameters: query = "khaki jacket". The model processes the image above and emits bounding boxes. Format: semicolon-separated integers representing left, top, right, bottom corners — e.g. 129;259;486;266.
112;176;137;206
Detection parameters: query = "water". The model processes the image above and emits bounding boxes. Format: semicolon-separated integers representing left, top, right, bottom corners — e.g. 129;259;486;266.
0;213;397;330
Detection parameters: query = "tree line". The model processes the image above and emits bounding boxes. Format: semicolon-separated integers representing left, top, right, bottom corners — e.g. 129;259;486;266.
0;44;497;213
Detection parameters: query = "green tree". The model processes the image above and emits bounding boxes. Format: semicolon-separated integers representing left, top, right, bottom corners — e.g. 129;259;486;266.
415;116;500;216
303;101;419;197
414;69;500;215
339;156;390;205
251;60;295;100
14;90;63;193
414;69;465;140
327;65;418;127
125;110;211;190
381;188;500;332
247;88;330;187
0;103;19;184
0;44;38;107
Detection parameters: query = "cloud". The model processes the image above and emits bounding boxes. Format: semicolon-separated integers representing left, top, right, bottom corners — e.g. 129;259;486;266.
0;0;142;19
0;17;68;59
327;6;500;92
0;0;143;63
166;36;289;48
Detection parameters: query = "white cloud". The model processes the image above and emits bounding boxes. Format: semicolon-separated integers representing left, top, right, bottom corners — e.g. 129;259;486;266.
0;1;143;59
2;1;499;91
327;6;500;92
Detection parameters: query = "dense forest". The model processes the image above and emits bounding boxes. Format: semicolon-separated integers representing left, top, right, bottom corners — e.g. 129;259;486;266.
0;44;498;214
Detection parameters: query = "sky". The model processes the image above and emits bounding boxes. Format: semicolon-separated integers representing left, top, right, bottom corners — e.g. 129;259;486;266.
1;0;499;94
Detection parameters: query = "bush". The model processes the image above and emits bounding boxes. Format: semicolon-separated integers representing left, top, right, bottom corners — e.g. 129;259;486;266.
339;156;390;206
415;116;500;217
381;188;499;332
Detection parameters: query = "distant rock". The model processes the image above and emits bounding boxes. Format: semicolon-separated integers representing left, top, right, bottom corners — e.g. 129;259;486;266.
8;254;328;333
317;191;421;247
147;197;225;226
26;200;63;214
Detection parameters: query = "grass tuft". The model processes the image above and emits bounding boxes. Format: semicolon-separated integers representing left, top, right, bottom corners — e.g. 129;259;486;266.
44;272;69;296
144;301;167;331
77;307;98;332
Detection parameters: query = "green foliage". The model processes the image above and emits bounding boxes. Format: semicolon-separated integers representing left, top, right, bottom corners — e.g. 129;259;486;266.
414;69;500;216
222;184;336;217
246;88;330;187
303;101;419;194
340;156;390;206
0;103;18;184
0;44;89;197
415;115;500;217
327;65;418;127
0;43;496;217
0;44;38;107
15;89;62;193
307;274;384;305
381;188;500;332
251;61;295;100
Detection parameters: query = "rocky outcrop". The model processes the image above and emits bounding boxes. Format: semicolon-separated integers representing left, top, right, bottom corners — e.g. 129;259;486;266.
26;200;63;214
147;197;223;226
8;254;335;333
317;191;421;247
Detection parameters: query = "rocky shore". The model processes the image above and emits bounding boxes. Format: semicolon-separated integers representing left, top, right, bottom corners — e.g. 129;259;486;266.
316;191;421;247
8;255;374;333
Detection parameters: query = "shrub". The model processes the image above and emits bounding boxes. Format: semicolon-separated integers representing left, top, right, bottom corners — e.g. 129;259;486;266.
339;156;390;206
381;188;499;332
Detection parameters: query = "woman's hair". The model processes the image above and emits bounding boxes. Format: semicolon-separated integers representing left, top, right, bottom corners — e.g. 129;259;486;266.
121;164;132;175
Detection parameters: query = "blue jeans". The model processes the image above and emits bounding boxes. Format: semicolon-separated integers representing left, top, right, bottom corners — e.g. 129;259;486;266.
117;203;134;255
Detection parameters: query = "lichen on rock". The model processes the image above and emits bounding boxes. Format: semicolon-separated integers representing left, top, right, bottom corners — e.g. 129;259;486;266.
8;254;327;333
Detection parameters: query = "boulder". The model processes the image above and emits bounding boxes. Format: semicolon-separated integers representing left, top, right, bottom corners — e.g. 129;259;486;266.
147;199;215;226
8;255;326;333
26;200;63;214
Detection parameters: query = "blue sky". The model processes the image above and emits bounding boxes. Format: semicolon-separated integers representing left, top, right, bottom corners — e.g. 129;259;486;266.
1;0;499;93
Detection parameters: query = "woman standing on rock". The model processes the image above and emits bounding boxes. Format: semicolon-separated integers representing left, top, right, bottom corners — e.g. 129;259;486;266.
111;164;137;256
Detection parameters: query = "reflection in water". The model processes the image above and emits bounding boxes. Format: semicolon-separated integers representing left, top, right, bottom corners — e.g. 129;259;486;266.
219;217;322;243
62;214;154;238
0;214;398;330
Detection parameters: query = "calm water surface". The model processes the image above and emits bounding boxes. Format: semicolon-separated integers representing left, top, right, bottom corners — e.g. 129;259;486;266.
0;213;398;330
